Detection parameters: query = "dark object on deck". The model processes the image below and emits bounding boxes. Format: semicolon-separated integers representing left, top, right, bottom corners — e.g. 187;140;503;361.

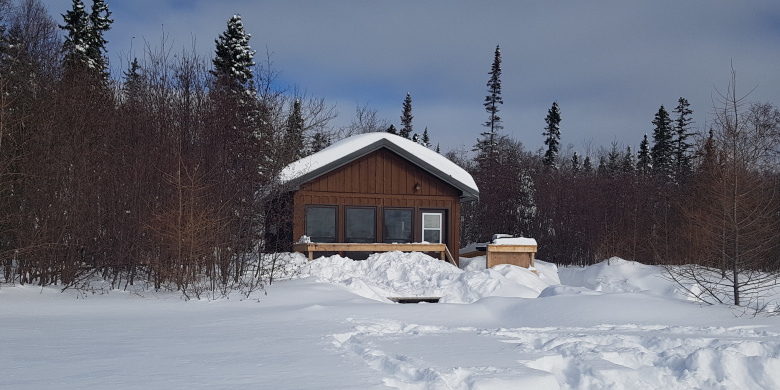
387;297;441;304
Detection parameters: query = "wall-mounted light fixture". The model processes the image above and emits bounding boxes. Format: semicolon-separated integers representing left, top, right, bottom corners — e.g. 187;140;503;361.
414;183;421;192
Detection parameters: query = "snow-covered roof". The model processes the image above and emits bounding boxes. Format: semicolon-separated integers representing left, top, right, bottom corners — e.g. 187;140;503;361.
280;133;479;201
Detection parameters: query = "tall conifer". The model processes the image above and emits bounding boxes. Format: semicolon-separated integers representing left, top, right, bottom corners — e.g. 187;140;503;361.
399;92;413;139
651;106;674;179
542;101;562;170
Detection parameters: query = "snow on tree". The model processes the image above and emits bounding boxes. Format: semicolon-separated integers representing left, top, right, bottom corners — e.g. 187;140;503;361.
59;0;112;71
606;142;621;175
411;133;420;144
622;145;636;174
583;155;593;174
399;92;413;139
310;131;331;153
651;105;675;180
422;127;431;148
637;134;651;175
475;45;503;163
673;97;694;178
542;101;561;170
212;14;256;89
386;124;398;135
87;0;111;68
571;152;580;174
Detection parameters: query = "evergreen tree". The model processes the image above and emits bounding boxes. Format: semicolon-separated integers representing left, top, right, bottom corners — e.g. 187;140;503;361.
411;133;420;144
422;127;431;148
673;97;694;178
606;142;621;175
622;145;636;174
87;0;111;69
399;92;413;139
386;124;398;135
571;152;580;174
311;131;331;153
651;105;674;179
597;155;608;176
583;155;593;174
60;0;90;65
122;58;143;104
542;101;562;170
60;0;112;71
637;134;651;175
435;143;440;154
476;44;503;161
212;14;256;89
285;99;305;162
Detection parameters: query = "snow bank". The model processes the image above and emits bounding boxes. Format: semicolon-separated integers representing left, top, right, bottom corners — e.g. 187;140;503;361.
299;251;556;303
558;257;683;299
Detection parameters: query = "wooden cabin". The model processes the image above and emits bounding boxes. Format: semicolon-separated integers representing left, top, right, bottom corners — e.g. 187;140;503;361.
279;133;479;264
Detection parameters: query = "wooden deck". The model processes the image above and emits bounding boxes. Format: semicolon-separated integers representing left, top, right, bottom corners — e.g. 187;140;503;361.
293;242;453;263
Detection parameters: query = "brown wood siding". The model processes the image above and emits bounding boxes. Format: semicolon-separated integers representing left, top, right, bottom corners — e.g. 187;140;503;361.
293;148;464;261
300;149;459;197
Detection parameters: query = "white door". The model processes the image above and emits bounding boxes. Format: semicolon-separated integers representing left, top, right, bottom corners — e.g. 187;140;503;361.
421;212;443;243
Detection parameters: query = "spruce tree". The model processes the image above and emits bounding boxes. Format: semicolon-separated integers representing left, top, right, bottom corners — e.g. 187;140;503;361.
476;44;503;160
622;145;636;174
651;105;674;179
435;143;440;153
285;99;305;161
60;0;91;66
673;97;694;178
311;131;331;153
571;152;580;174
607;142;621;175
583;155;593;174
637;134;652;175
399;92;413;139
386;124;397;135
87;0;111;69
212;14;256;90
411;133;419;143
60;0;112;71
422;127;431;148
542;101;562;170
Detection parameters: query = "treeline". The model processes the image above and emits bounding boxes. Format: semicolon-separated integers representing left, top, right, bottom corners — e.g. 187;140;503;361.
0;1;333;296
456;46;780;307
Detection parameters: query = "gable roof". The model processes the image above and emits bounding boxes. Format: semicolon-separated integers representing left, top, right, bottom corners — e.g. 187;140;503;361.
280;133;479;201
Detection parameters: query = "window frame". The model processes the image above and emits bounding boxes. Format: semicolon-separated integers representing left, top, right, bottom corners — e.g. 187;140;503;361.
382;207;414;244
420;210;446;244
344;206;378;243
304;205;338;243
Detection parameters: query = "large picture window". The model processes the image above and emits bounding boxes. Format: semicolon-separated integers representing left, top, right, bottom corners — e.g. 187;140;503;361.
345;207;376;243
383;208;413;243
305;206;337;242
421;212;443;244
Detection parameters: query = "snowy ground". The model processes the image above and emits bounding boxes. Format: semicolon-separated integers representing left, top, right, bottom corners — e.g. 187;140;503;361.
3;253;780;389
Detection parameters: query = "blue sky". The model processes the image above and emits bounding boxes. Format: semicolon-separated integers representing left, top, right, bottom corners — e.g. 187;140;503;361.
41;1;780;155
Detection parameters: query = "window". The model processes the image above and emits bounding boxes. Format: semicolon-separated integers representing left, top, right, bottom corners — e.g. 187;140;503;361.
383;208;413;243
421;212;443;243
305;206;337;242
345;207;376;243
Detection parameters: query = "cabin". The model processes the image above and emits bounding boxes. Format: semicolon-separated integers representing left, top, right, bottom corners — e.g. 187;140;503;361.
278;133;479;264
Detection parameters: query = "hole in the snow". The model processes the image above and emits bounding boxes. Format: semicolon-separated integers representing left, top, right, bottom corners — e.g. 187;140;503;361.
387;297;441;304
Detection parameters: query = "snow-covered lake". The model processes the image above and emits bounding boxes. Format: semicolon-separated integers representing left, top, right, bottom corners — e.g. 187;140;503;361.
3;252;779;389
